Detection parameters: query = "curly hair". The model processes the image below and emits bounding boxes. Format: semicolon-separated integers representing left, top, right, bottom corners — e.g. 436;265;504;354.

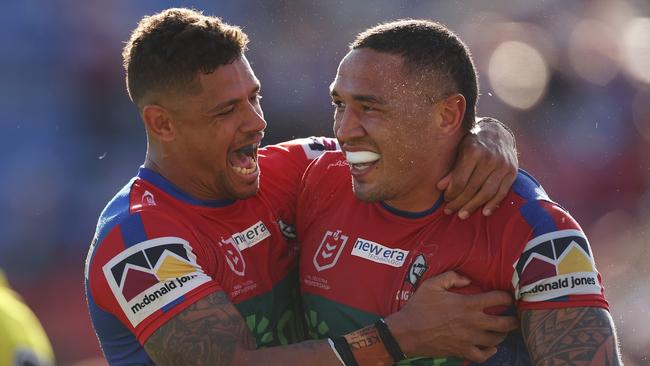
351;19;478;131
123;8;249;107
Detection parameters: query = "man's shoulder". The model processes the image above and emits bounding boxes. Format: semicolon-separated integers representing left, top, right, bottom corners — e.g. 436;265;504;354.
259;137;339;163
509;169;553;203
296;151;351;219
302;151;349;188
490;169;559;220
310;150;348;172
86;176;195;279
500;169;581;235
93;176;139;248
92;177;183;247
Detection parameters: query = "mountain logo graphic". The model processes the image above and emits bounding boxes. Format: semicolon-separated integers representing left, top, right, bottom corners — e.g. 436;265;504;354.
103;236;211;327
512;229;601;302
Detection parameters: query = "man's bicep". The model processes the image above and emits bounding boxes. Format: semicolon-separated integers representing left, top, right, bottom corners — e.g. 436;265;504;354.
521;307;621;365
144;290;255;366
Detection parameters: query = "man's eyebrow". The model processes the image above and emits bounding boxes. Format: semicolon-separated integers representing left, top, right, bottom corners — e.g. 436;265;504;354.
352;94;386;105
208;98;238;114
330;89;387;105
207;85;261;113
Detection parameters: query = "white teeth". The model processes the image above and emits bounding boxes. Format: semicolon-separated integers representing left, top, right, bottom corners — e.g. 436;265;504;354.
346;151;381;164
231;159;257;175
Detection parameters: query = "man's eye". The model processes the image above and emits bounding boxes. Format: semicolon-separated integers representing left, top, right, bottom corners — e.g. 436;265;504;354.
216;106;235;116
250;94;263;103
362;105;376;112
332;101;345;109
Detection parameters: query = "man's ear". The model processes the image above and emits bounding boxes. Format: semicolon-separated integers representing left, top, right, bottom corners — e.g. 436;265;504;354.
437;93;466;135
142;104;175;142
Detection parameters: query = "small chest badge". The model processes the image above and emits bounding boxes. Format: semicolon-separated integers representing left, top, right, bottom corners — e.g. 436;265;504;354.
406;254;428;287
313;230;349;272
219;237;246;276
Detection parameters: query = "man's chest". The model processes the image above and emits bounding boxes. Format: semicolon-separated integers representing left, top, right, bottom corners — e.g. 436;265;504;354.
184;202;298;303
298;211;498;316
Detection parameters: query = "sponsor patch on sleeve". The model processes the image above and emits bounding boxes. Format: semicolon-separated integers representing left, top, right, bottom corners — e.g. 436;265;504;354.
512;229;601;303
296;137;339;160
102;237;212;327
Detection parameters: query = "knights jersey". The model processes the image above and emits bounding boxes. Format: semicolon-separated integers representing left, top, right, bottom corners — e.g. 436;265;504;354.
85;137;338;365
297;152;608;366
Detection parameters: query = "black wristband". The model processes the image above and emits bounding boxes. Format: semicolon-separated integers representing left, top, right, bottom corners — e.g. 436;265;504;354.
330;336;359;366
375;318;407;363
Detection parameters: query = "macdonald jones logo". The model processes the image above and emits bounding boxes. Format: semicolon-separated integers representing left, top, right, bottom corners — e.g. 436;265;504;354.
102;237;211;327
512;229;601;302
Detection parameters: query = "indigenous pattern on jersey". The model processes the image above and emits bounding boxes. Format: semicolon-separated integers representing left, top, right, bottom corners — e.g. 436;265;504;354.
85;137;338;365
297;151;608;366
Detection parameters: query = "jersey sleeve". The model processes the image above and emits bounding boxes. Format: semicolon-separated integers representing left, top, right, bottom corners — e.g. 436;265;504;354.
510;202;609;311
258;137;339;226
87;209;222;345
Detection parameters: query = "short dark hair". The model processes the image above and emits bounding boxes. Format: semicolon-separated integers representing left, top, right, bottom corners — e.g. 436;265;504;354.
123;8;249;107
351;19;478;131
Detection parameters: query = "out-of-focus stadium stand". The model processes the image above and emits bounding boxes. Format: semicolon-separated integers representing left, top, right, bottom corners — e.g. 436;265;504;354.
0;1;648;364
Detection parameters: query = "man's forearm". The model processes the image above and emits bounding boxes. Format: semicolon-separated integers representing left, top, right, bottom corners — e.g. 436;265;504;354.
145;291;393;366
521;307;622;365
237;323;394;366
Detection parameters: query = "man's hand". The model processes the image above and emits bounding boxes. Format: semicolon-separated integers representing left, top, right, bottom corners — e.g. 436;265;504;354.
385;271;519;364
438;117;518;219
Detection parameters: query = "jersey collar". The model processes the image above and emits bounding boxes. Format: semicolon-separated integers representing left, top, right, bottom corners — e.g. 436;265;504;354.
379;194;445;219
137;167;236;208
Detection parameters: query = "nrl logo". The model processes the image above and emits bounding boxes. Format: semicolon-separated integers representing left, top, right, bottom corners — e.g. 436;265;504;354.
313;230;349;272
219;237;246;276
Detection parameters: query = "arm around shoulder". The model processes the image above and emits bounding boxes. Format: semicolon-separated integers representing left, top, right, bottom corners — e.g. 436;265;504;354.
144;290;364;366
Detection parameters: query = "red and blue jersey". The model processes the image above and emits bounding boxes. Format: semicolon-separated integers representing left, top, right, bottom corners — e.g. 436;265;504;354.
297;151;608;366
84;138;338;365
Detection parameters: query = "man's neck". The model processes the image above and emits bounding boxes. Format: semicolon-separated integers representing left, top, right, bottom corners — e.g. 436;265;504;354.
382;145;458;214
143;153;223;202
383;189;444;214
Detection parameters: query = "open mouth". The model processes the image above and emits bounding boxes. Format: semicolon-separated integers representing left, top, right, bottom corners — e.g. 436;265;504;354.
229;143;259;176
345;151;381;172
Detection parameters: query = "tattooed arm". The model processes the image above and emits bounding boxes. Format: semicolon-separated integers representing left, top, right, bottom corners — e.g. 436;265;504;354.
521;307;622;365
145;291;340;365
144;290;391;366
144;271;519;365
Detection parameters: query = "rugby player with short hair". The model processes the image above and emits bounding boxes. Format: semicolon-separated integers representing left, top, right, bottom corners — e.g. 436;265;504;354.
297;19;622;365
85;9;521;365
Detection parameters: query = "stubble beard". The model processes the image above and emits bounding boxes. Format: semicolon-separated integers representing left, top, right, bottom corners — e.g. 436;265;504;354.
216;170;260;201
351;177;396;204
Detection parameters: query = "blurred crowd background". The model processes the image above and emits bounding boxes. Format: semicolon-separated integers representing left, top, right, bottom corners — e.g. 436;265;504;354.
1;0;648;364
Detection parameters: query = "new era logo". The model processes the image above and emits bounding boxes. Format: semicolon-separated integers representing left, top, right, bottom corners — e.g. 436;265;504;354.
313;230;348;272
351;238;409;268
